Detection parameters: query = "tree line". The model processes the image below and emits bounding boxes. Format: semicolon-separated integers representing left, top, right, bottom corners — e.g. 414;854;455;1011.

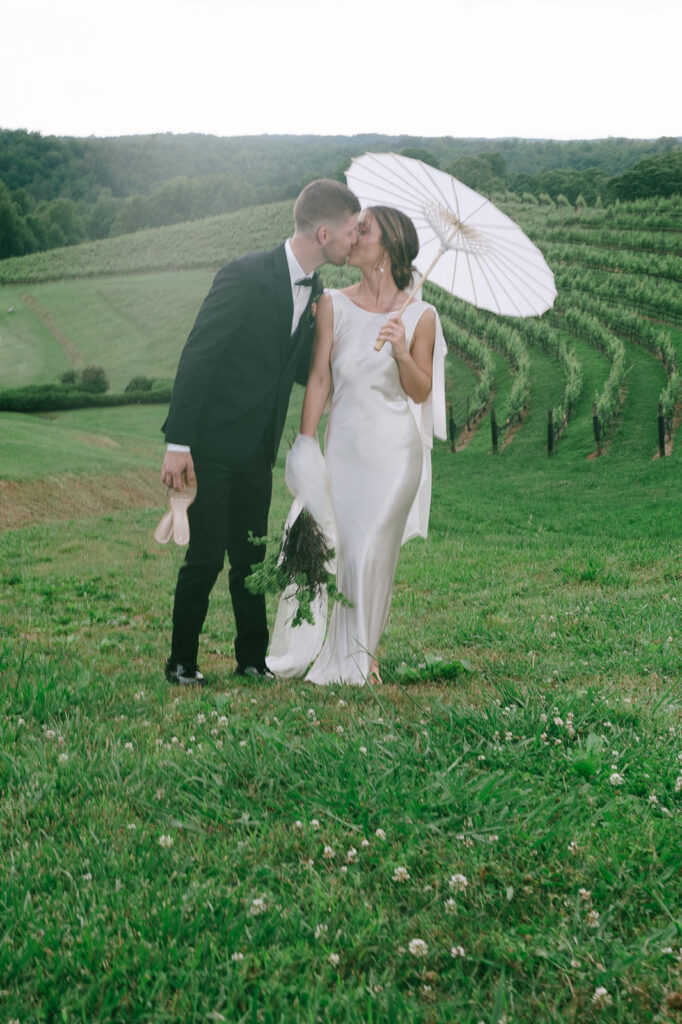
0;130;679;260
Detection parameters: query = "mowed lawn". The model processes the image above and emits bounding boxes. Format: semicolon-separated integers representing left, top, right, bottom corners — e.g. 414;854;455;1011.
1;192;681;1021
1;393;681;1023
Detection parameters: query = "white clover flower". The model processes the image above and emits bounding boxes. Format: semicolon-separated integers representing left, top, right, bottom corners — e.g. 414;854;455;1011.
393;866;410;883
648;794;659;805
375;828;386;841
449;873;468;891
328;952;340;965
346;848;358;863
444;897;457;913
231;951;244;961
450;945;465;958
310;819;320;830
361;838;370;848
197;713;206;724
248;896;267;916
322;845;335;860
58;752;69;763
159;834;174;848
315;923;328;940
609;772;625;787
592;986;612;1007
17;717;25;726
408;938;428;958
586;909;600;928
127;823;137;831
674;775;682;793
293;820;304;831
568;840;578;854
359;746;368;755
335;725;344;735
155;788;165;800
45;729;56;740
239;740;247;747
82;872;93;882
338;699;347;708
218;715;228;726
578;888;591;901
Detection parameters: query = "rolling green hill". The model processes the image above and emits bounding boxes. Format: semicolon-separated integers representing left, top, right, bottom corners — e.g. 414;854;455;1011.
1;190;681;1024
0;193;680;455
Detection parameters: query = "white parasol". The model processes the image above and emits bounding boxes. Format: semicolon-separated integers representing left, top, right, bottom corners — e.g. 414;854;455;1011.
345;152;557;349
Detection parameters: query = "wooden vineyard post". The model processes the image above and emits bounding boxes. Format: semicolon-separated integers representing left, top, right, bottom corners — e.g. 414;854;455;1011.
490;408;498;453
466;396;470;433
448;403;456;453
592;402;601;456
658;402;666;458
547;410;554;456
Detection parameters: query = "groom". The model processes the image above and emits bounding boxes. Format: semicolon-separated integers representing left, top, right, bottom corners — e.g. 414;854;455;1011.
161;179;360;684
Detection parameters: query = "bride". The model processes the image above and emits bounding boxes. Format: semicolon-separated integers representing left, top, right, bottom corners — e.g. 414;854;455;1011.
267;205;447;685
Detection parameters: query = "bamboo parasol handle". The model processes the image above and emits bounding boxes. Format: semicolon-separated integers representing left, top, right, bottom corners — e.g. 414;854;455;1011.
374;244;448;351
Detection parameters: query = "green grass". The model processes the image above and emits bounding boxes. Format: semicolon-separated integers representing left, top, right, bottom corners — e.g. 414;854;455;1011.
0;406;167;481
1;271;215;391
1;409;681;1022
1;196;681;1021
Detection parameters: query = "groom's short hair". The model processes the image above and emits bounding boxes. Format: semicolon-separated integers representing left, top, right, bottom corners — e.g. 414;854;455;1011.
294;179;360;234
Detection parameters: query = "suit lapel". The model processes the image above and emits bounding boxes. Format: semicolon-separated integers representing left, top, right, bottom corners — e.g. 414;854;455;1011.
271;244;293;348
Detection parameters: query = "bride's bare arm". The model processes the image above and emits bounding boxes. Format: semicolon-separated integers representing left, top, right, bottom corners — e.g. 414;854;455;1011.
379;308;435;404
300;293;334;438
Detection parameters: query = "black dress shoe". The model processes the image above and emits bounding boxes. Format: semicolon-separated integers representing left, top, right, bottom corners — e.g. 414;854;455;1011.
236;664;275;680
165;659;206;686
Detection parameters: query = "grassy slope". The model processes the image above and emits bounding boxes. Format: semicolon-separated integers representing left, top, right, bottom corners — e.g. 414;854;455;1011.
0;200;681;1023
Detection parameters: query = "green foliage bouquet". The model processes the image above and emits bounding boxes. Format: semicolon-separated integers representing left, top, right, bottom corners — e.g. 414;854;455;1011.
246;509;351;627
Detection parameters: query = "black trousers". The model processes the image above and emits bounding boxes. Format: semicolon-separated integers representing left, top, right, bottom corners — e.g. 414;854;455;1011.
169;453;273;671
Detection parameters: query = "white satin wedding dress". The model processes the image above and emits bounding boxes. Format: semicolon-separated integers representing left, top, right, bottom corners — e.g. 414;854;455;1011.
267;289;447;685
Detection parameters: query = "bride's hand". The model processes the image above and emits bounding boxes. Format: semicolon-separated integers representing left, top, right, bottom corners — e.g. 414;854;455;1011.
378;315;407;358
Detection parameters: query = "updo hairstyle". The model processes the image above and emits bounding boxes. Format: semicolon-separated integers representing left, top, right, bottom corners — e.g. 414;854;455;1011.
370;205;419;291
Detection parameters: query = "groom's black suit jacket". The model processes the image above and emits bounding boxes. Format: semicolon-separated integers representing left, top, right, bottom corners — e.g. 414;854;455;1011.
163;244;320;466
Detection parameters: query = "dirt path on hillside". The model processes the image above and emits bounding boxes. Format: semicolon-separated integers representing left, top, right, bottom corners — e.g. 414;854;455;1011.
0;468;164;531
21;293;83;367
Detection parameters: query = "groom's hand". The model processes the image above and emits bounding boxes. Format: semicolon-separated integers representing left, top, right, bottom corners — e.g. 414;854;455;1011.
161;450;196;490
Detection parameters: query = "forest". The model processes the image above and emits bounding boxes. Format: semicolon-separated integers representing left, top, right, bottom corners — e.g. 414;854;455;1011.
0;129;680;260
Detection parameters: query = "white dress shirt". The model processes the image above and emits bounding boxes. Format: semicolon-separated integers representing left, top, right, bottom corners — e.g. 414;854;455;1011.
167;239;315;454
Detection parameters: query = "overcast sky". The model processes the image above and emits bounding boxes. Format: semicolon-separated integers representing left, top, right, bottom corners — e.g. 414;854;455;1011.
2;0;679;141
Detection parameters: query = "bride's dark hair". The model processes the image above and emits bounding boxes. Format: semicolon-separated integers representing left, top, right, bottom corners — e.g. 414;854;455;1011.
370;206;419;291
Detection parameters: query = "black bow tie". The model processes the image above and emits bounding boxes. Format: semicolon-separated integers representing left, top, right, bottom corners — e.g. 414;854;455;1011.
295;276;316;287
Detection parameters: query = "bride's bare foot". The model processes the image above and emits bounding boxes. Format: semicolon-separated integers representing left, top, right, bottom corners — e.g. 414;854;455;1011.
369;658;383;684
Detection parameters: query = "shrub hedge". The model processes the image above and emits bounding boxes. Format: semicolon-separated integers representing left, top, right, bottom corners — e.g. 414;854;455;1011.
0;383;172;413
